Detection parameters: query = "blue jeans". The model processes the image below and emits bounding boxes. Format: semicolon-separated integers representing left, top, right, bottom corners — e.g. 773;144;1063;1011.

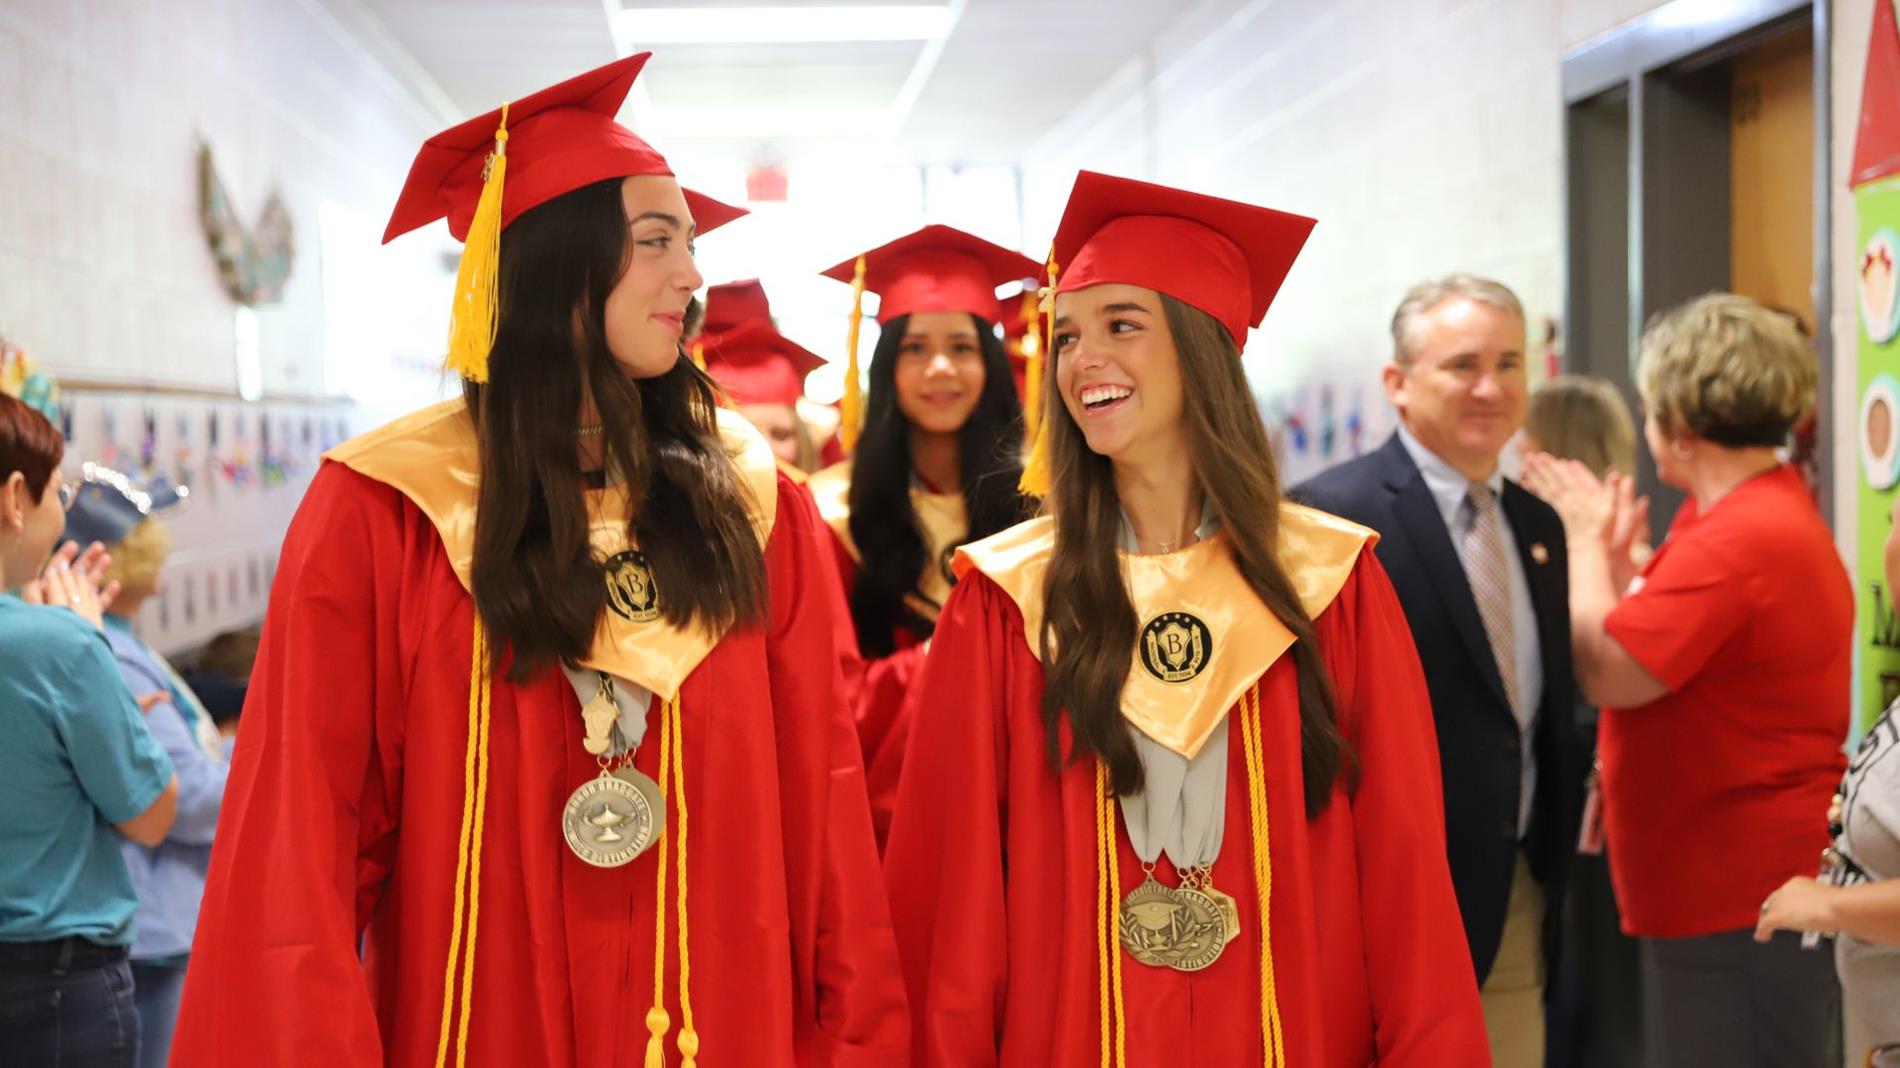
129;963;182;1068
0;937;140;1067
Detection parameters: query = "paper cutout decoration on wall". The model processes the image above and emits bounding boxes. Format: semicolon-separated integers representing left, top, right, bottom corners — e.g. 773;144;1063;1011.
1854;0;1900;188
199;143;295;305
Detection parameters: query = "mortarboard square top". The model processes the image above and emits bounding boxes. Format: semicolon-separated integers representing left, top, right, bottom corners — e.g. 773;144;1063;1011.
383;53;744;245
699;322;825;408
822;225;1041;324
1050;171;1316;348
704;279;774;335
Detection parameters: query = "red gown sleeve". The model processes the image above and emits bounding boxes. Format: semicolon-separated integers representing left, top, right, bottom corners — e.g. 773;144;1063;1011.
171;462;410;1065
880;573;1016;1067
1322;551;1491;1066
764;474;910;1066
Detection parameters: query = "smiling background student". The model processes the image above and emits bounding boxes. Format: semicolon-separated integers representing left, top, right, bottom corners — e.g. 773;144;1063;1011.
808;226;1038;847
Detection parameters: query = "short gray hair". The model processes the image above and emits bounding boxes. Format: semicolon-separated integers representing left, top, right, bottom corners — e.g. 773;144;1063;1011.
1389;274;1526;363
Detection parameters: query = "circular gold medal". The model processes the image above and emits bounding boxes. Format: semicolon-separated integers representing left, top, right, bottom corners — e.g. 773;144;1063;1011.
562;773;660;868
1118;878;1229;971
1159;886;1228;971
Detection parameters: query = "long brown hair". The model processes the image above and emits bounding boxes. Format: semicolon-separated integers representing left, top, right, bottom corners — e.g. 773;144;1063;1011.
465;178;767;681
1038;294;1352;817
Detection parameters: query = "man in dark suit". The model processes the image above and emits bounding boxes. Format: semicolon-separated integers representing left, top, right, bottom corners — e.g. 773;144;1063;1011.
1293;275;1579;1067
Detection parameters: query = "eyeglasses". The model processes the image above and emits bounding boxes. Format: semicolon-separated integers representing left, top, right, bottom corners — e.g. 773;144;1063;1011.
56;481;79;512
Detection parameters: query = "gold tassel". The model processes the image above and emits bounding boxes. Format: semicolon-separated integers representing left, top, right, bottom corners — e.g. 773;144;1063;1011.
839;255;867;452
1017;252;1058;497
689;342;707;372
1019;287;1043;443
445;104;510;383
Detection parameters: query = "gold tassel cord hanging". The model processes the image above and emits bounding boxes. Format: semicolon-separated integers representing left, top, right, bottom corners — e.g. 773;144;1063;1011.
645;693;697;1068
645;696;676;1068
1018;251;1058;497
1094;683;1281;1067
1019;287;1043;444
434;616;494;1068
839;255;868;452
668;696;699;1067
1094;761;1126;1068
445;104;510;383
1240;685;1286;1067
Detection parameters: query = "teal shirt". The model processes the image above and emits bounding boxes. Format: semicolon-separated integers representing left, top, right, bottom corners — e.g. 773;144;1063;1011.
0;594;173;945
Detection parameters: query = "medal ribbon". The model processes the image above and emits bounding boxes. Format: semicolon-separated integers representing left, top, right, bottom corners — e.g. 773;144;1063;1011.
1094;682;1283;1067
645;694;699;1068
435;615;496;1068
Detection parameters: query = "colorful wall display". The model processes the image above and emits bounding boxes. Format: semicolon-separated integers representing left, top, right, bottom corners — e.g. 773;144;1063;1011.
1851;0;1900;733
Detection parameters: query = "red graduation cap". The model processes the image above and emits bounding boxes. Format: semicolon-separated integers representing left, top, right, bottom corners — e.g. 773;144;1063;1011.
821;225;1040;324
381;53;748;382
703;279;774;335
1049;170;1315;348
996;285;1040;405
820;225;1038;448
699;322;824;408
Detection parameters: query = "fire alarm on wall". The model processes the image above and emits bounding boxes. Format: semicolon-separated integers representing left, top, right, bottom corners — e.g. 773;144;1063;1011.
746;165;788;202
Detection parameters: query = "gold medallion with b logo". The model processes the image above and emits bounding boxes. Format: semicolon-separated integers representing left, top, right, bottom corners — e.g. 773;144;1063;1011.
604;550;660;622
1139;611;1212;684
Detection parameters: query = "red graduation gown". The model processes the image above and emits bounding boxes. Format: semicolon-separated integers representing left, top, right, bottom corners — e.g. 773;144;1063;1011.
171;457;908;1066
882;546;1488;1066
805;463;957;849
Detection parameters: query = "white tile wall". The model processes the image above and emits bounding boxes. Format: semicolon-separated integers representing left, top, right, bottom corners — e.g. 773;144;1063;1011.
1020;0;1670;483
0;0;436;394
1;0;442;651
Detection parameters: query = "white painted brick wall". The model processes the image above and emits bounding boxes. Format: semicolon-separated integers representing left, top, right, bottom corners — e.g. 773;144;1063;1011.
0;0;435;393
1022;0;1668;482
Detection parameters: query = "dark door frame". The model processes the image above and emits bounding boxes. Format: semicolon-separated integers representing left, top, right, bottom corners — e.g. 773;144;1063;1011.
1562;0;1832;529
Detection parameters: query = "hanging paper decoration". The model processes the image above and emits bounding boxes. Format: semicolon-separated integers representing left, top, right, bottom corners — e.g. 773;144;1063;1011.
0;340;62;426
199;142;296;305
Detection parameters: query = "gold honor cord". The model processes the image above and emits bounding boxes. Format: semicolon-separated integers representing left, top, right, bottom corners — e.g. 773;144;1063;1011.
1093;682;1283;1067
436;617;496;1068
1095;760;1127;1068
645;694;698;1068
1239;686;1286;1066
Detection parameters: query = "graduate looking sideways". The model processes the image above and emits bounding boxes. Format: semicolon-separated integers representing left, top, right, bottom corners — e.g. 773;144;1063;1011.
169;53;907;1068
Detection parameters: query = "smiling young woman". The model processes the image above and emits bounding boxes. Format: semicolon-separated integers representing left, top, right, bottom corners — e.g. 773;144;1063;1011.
806;226;1039;847
881;172;1488;1066
168;55;907;1068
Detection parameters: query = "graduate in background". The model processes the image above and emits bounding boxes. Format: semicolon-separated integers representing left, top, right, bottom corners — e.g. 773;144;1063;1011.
700;278;773;338
699;319;825;473
881;172;1488;1066
806;227;1038;846
171;55;907;1068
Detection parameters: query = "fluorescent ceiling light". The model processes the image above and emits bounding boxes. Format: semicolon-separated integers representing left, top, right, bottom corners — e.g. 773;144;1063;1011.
638;104;893;140
613;5;952;44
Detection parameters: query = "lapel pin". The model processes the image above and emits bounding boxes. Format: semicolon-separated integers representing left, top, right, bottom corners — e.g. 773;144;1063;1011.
1530;542;1550;565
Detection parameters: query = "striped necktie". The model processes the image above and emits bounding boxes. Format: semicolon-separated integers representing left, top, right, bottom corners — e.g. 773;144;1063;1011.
1463;485;1519;716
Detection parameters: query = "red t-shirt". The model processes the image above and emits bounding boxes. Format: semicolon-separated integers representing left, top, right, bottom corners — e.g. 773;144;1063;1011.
1601;465;1850;938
